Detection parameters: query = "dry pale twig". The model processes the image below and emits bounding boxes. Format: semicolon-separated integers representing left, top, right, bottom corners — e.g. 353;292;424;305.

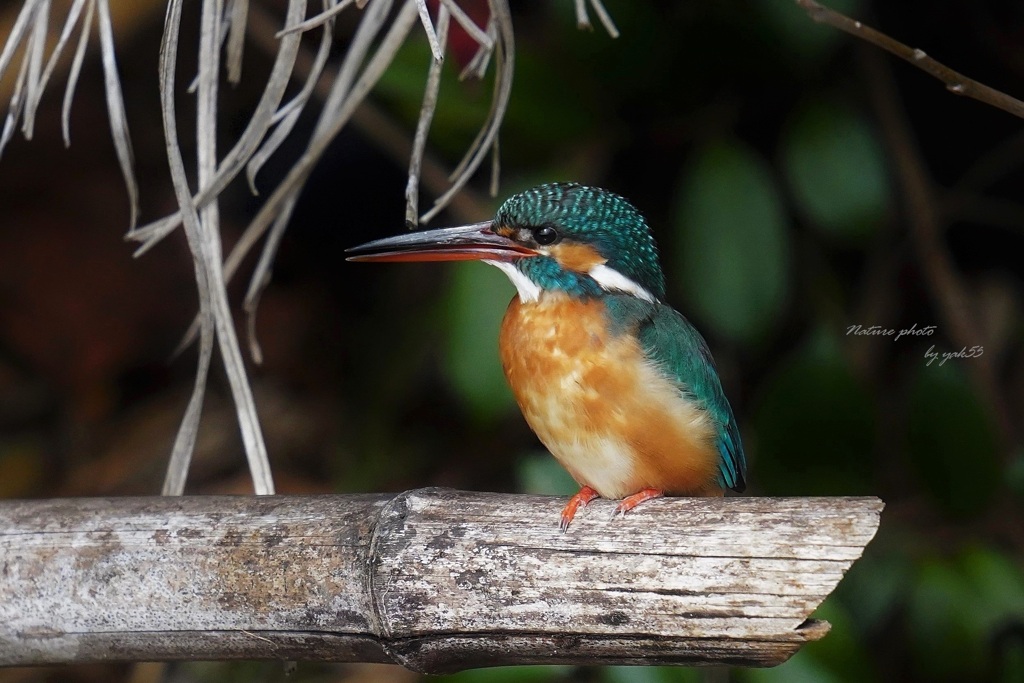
151;0;404;361
0;0;620;498
95;0;139;227
226;0;249;84
458;15;495;80
19;0;49;140
439;0;492;50
158;0;218;496
59;0;95;146
157;0;278;496
248;0;336;191
248;3;493;222
276;0;355;37
420;0;514;223
201;0;275;495
127;0;309;253
574;0;619;39
414;0;443;61
239;0;420;348
0;0;43;150
242;0;495;357
795;0;1024;120
405;4;449;227
0;0;138;228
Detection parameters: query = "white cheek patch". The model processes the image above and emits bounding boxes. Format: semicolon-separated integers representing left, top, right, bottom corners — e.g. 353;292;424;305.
485;260;541;303
485;259;656;304
588;263;657;303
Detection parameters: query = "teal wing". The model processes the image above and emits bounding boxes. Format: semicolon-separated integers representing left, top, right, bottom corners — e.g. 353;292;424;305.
605;296;747;492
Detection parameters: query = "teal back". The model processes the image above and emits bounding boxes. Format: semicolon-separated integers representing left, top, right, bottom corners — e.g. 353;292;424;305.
605;295;747;492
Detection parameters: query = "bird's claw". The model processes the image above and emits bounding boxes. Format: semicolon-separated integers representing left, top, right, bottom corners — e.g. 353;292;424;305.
612;488;664;518
559;485;599;532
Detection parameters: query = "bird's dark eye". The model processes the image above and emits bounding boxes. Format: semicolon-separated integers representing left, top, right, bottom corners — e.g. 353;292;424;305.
532;225;559;246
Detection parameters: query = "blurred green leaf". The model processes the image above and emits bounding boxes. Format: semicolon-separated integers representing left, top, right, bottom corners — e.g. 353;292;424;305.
501;48;603;155
832;546;913;634
443;263;517;423
738;600;874;683
781;99;889;240
908;557;987;681
907;548;1024;681
376;35;600;166
1004;447;1024;499
907;362;1000;518
374;38;492;157
802;600;879;682
674;139;791;344
601;665;701;683
737;653;839;683
752;329;875;494
517;451;579;496
437;665;574;683
996;637;1024;683
958;545;1024;634
557;2;681;105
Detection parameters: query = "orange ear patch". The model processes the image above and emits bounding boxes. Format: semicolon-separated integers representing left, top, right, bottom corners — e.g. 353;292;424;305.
549;242;606;273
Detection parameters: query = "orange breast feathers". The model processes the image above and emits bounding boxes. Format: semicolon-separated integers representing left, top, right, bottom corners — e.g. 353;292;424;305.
498;293;722;500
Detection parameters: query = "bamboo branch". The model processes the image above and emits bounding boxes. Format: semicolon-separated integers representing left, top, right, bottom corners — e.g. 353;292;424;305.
0;490;883;671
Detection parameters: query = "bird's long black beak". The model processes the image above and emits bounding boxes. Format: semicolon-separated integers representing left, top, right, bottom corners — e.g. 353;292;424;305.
346;221;537;263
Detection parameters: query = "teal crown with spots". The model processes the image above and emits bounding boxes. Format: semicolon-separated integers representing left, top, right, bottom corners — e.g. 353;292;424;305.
495;183;667;301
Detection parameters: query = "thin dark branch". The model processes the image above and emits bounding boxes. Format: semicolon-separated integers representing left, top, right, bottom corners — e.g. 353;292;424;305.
796;0;1024;120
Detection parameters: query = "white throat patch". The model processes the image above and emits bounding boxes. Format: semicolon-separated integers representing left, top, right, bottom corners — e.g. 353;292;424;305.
485;260;656;304
588;263;657;303
485;260;541;303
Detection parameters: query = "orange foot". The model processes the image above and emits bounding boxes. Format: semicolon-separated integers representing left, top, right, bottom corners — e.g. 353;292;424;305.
613;488;664;517
560;485;600;532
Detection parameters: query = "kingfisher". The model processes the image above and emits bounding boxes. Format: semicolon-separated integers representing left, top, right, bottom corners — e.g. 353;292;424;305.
347;183;746;530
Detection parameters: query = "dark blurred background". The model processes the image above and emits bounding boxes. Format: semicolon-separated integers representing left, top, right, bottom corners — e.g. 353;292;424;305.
1;1;1023;681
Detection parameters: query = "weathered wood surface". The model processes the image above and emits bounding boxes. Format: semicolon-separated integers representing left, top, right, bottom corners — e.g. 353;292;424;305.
0;489;883;672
